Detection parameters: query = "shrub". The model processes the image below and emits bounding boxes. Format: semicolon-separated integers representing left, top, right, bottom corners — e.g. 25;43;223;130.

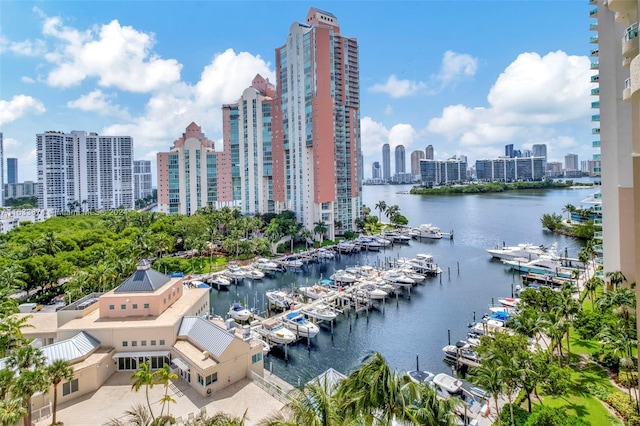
573;310;602;339
498;403;530;426
524;405;591;425
606;392;640;425
618;371;638;388
585;382;611;400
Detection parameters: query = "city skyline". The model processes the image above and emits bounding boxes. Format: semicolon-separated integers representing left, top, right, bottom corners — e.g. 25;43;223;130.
2;2;592;182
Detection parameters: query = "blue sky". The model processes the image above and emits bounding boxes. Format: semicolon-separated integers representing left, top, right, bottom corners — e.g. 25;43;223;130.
1;1;594;182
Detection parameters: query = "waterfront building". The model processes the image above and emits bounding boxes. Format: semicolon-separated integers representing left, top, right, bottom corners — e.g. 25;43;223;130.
425;144;434;160
274;7;362;239
410;150;425;180
565;153;579;171
133;160;153;201
382;144;391;181
505;143;514;158
532;143;547;160
391;172;413;184
593;1;637;283
475;157;546;182
394;145;406;175
4;181;40;200
6;157;17;184
419;158;468;187
36;130;134;212
0;208;56;233
372;161;381;179
546;161;564;178
11;260;264;414
0;133;3;207
157;123;232;215
223;75;286;216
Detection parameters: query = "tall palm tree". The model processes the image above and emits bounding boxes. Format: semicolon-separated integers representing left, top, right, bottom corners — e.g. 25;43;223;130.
606;270;627;291
468;363;504;420
562;203;575;221
557;284;580;361
46;359;74;425
41;231;62;256
581;276;603;310
0;315;33;357
510;307;544;349
0;264;29;292
313;222;328;244
0;398;27;426
130;361;157;421
12;369;48;426
154;364;177;419
408;384;461;425
300;229;313;250
374;201;387;222
540;309;568;365
199;410;248;426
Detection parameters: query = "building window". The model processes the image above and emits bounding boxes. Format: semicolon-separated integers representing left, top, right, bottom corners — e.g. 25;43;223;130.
122;341;128;347
251;353;263;364
144;303;150;309
132;304;138;309
198;373;218;386
121;304;126;310
150;340;156;346
62;379;79;396
109;305;114;310
141;340;146;346
159;340;165;346
131;341;137;347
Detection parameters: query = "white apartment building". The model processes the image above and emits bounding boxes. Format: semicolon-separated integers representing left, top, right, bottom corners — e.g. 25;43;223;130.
37;131;134;212
133;160;153;200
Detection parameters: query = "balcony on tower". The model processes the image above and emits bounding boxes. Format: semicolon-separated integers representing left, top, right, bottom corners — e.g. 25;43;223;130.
622;23;639;57
592;128;600;135
590;22;598;31
623;77;632;101
591;87;600;96
591;61;599;70
592;140;601;148
593;153;601;160
590;34;599;44
591;74;599;83
591;101;600;108
590;48;599;57
589;7;598;18
592;114;600;121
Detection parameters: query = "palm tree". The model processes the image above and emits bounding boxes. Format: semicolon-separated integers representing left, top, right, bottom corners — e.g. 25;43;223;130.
606;270;627;291
562;203;575;222
510;307;544;349
46;359;74;425
130;361;156;421
313;221;328;244
154;363;177;419
0;315;33;357
199;410;248;426
41;231;62;256
468;363;504;420
385;205;400;223
408;384;461;425
12;369;48;426
300;229;313;250
540;309;568;365
581;276;603;309
557;284;580;361
0;398;27;426
374;201;387;222
0;264;29;292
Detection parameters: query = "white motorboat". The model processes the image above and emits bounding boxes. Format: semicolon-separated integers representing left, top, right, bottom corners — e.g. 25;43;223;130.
414;224;443;239
498;297;520;308
382;269;415;286
243;267;265;280
299;284;330;300
502;255;575;279
359;284;388;300
330;270;357;284
384;232;411;244
254;258;280;272
282;312;320;338
399;268;426;283
260;339;270;355
375;236;393;246
357;237;383;251
433;373;463;395
398;254;441;275
487;242;559;262
316;248;335;259
407;369;435;385
266;290;294;309
209;275;231;289
261;318;297;344
282;257;304;268
303;303;338;321
228;302;251;321
224;264;246;281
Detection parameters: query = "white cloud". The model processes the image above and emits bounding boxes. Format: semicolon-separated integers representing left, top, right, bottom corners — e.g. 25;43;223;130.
42;17;182;92
369;75;427;98
388;124;417;148
361;117;389;158
67;90;129;118
427;51;591;157
21;76;35;83
0;35;46;56
437;51;478;85
0;95;46;125
2;137;20;149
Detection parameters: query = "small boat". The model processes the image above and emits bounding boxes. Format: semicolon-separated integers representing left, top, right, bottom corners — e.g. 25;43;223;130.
502;255;575;279
433;373;463;395
382;270;415;286
243;267;265;280
261;318;297;344
357;237;383;251
399;268;426;283
266;290;294;309
261;339;271;355
282;312;320;338
254;258;280;272
303;303;338;321
330;270;357;284
360;284;388;300
282;257;304;268
415;224;443;239
190;280;209;289
209;275;231;289
408;370;435;385
225;264;246;281
299;285;330;300
498;297;520;308
336;241;358;253
316;248;335;259
487;242;558;262
228;302;251;321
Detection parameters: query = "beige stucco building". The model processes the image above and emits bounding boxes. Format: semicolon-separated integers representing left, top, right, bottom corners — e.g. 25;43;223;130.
11;260;264;414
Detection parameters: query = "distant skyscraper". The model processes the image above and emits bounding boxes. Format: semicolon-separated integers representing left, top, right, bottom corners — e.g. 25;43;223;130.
425;145;434;160
0;133;3;207
6;158;17;184
382;143;391;181
410;150;425;178
505;144;514;158
274;7;361;238
157;122;230;215
394;145;406;174
565;153;579;171
532;143;547;160
133;160;153;201
37;130;134;212
372;161;381;179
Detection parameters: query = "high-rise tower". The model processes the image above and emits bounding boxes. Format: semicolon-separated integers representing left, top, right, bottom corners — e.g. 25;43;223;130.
394;145;406;174
274;7;361;239
382;143;391;181
425;144;434;160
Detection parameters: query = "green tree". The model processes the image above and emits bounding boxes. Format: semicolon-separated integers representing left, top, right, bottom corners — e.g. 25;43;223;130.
7;345;47;426
154;364;177;419
0;398;27;426
582;276;603;310
313;221;328;244
130;361;157;421
540;213;562;231
562;204;576;222
605;270;627;291
374;201;387;222
46;359;74;425
0;264;28;292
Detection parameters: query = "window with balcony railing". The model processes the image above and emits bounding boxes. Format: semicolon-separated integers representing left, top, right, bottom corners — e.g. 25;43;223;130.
591;101;600;108
589;8;598;16
591;49;599;56
591;88;600;95
592;114;600;121
624;22;639;41
591;75;599;82
592;128;600;134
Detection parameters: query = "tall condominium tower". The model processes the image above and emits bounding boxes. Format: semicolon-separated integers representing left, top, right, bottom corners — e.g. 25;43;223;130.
394;145;406;174
564;153;579;171
223;75;286;216
6;158;17;184
592;1;637;283
532;143;547;160
274;7;361;239
505;144;514;158
36;130;134;212
382;143;391;181
372;161;381;179
157;123;232;215
410;150;425;178
0;133;3;207
133;160;153;201
425;144;434;160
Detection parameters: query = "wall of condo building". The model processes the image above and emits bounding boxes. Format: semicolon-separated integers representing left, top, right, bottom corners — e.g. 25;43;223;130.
133;160;153;200
592;0;636;283
36;131;134;212
0;133;3;207
156;123;232;215
6;157;17;184
410;150;425;180
475;157;546;182
419;159;468;187
382;143;391;181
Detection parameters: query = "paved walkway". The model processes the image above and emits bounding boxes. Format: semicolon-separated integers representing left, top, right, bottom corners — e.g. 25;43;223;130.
36;372;287;426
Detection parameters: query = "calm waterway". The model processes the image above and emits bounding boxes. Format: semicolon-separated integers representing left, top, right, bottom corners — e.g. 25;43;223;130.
208;183;596;385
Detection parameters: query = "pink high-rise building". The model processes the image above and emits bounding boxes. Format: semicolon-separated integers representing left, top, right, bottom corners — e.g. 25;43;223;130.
273;8;361;239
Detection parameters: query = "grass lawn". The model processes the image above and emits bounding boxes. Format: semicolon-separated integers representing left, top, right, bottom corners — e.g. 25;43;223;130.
539;362;623;425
